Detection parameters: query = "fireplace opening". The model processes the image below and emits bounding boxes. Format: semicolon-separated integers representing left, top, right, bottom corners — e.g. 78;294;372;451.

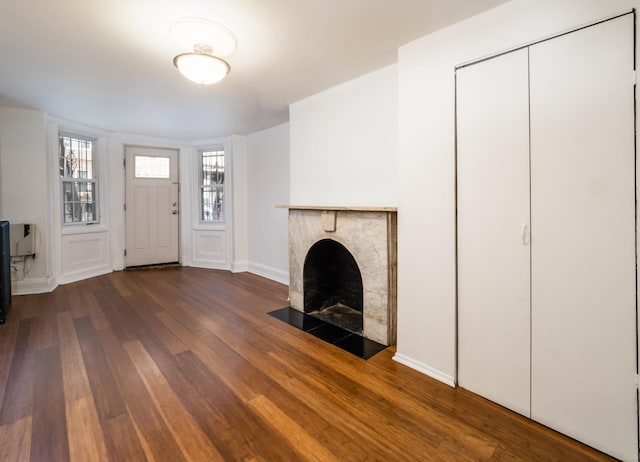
303;239;363;334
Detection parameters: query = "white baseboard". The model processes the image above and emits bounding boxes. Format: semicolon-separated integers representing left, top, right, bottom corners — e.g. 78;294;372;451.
12;276;57;295
190;260;232;271
392;353;456;388
232;260;249;273
59;265;112;285
248;262;289;286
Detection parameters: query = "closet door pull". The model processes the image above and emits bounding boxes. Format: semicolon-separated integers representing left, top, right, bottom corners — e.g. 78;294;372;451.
521;224;530;246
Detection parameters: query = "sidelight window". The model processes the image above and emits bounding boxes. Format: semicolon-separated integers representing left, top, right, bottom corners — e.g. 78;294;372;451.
199;148;225;222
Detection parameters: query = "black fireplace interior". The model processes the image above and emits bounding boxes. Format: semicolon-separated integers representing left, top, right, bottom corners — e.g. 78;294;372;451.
303;238;363;334
269;238;386;360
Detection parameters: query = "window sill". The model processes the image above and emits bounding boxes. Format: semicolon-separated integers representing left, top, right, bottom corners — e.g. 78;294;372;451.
194;222;226;231
61;224;108;236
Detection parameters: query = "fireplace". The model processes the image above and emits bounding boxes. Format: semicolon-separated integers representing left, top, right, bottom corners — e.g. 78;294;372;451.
285;206;397;346
304;238;364;333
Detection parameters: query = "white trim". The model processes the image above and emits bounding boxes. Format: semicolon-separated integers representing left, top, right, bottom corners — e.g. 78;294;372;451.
112;134;184;150
123;145;180;268
59;265;111;285
58;131;105;227
178;146;194;268
455;9;634;70
111;134;187;272
248;261;289;285
61;224;109;236
232;260;249;273
191;138;234;269
392;353;456;388
46;118;62;285
48;115;109;139
197;145;226;225
193;223;227;231
191;136;229;147
192;139;232;229
12;277;57;295
190;260;231;271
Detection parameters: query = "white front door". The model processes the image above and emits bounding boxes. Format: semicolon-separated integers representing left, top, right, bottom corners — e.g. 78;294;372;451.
125;146;179;267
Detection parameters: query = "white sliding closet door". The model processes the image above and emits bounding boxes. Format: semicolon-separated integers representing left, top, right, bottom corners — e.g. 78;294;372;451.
457;49;532;417
529;15;637;462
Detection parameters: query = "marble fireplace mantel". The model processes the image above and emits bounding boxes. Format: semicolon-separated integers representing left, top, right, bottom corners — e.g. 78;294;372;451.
278;205;397;212
283;205;397;346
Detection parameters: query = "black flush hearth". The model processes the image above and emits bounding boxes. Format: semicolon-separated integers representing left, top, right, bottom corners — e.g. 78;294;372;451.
268;307;387;360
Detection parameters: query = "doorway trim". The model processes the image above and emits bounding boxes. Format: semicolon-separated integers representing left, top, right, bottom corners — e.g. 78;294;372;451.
124;145;181;268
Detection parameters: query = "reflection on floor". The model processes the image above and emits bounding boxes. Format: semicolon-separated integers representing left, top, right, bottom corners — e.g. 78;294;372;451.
268;307;387;360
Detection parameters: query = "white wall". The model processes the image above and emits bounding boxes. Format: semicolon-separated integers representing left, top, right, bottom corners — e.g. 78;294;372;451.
0;107;53;293
247;123;290;284
0;108;254;289
395;0;640;385
290;65;398;207
232;135;249;272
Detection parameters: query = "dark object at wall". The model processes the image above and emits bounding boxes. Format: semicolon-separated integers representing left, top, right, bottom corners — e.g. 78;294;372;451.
0;221;10;324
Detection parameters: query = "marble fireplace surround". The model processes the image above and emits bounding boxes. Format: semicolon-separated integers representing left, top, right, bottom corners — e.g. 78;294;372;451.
284;206;397;346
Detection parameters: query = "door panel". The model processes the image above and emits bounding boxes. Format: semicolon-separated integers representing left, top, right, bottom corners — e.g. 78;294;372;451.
457;48;532;417
156;186;171;249
529;15;636;461
133;186;150;250
125;147;179;267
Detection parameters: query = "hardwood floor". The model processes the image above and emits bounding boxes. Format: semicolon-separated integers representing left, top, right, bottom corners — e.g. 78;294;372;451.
0;267;614;461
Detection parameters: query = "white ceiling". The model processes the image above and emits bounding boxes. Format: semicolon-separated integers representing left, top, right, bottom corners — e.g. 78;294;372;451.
0;0;509;140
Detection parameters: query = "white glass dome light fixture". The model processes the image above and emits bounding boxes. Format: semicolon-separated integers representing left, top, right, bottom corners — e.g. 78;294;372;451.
173;45;230;85
172;17;237;85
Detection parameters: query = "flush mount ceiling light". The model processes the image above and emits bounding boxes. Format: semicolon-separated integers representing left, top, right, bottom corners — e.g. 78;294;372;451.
172;17;236;85
173;45;230;85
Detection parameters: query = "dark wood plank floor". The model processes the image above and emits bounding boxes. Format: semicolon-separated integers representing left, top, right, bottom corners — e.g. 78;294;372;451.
0;267;614;461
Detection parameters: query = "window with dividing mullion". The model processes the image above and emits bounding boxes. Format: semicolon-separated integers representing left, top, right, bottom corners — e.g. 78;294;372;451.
59;133;99;225
61;179;97;224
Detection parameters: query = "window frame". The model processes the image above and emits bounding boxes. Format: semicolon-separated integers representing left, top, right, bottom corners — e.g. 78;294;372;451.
198;147;226;224
59;131;100;226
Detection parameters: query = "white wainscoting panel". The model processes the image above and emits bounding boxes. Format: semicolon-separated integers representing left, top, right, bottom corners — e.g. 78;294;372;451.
60;230;111;284
192;230;230;269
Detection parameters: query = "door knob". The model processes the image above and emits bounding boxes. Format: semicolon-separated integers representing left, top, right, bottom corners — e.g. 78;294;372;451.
172;202;177;206
172;210;178;215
